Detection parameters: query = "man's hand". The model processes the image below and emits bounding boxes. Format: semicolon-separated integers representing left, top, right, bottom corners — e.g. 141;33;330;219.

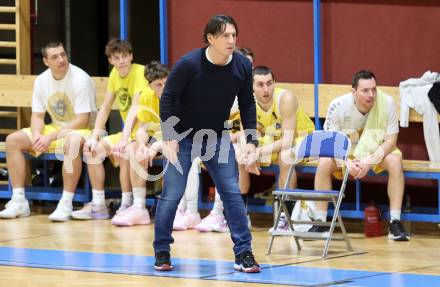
242;143;260;175
136;143;161;167
347;159;370;179
162;140;179;164
230;131;244;144
136;126;150;145
32;134;52;152
83;137;99;153
112;140;128;159
347;159;361;178
354;161;370;179
135;143;149;164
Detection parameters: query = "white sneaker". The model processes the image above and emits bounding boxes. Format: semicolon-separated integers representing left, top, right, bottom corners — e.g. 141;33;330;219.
49;201;73;222
172;207;186;230
0;200;30;219
116;202;132;214
111;205;150;226
269;213;289;233
173;211;202;231
71;202;110;220
195;211;229;233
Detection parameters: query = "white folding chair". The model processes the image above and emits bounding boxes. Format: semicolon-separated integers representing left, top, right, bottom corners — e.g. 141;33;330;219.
267;130;354;258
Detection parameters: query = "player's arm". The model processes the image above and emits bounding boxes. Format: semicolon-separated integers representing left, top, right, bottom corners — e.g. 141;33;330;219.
258;92;298;157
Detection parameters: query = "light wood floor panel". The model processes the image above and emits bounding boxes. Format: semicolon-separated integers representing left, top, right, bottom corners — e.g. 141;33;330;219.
0;215;439;286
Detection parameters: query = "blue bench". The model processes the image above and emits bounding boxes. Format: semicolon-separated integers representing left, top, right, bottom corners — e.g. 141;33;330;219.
0;145;164;206
0;147;92;203
1;143;440;223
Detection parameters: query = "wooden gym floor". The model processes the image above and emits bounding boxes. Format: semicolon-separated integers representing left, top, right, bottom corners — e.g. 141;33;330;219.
0;205;440;287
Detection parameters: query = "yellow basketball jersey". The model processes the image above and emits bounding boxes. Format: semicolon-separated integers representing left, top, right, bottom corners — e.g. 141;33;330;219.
257;87;315;146
107;63;146;122
137;86;162;141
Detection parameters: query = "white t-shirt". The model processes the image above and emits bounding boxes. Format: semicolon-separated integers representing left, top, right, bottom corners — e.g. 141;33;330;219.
324;92;398;144
32;64;97;128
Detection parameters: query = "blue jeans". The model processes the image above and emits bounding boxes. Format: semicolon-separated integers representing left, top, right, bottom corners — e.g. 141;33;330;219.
153;135;252;256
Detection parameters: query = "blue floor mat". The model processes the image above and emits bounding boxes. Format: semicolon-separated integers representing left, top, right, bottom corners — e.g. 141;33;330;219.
0;246;439;286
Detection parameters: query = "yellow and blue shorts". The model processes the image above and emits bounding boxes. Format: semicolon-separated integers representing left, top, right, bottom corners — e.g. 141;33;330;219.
101;132;139;167
22;124;91;157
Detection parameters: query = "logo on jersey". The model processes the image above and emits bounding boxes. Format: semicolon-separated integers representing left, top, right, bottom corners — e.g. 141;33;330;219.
116;88;131;112
47;92;74;122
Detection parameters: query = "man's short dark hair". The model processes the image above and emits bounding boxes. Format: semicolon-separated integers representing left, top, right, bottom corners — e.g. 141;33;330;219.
352;70;376;89
253;66;275;81
236;47;254;61
41;41;64;58
203;15;238;44
105;38;132;57
144;61;169;82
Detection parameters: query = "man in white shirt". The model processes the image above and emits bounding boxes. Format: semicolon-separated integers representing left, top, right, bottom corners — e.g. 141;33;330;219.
314;70;409;241
0;41;96;222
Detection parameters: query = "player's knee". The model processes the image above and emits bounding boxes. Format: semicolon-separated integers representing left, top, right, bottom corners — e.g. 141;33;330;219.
384;153;403;175
63;134;84;155
6;130;25;149
316;157;336;174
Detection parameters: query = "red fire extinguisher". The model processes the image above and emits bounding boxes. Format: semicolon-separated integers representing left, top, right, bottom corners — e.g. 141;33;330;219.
364;202;383;237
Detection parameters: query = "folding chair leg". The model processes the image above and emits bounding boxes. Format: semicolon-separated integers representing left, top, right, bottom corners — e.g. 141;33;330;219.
338;212;353;252
292;235;301;251
267;196;302;254
322;216;337;257
267;235;276;255
322;199;339;258
267;200;284;255
279;198;301;250
273;198;279;227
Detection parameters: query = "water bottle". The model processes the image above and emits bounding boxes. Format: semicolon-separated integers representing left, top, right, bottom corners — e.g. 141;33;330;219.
208;186;215;202
364;202;383;237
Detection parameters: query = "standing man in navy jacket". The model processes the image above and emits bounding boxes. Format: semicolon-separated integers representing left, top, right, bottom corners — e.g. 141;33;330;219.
153;15;260;273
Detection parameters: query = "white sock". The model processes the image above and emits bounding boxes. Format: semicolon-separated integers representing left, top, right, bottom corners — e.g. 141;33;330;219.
60;191;74;207
390;210;401;222
184;158;201;213
186;198;198;214
315;210;327;222
121;192;133;206
212;189;224;215
133;187;146;208
177;198;186;211
12;188;25;202
92;189;105;206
